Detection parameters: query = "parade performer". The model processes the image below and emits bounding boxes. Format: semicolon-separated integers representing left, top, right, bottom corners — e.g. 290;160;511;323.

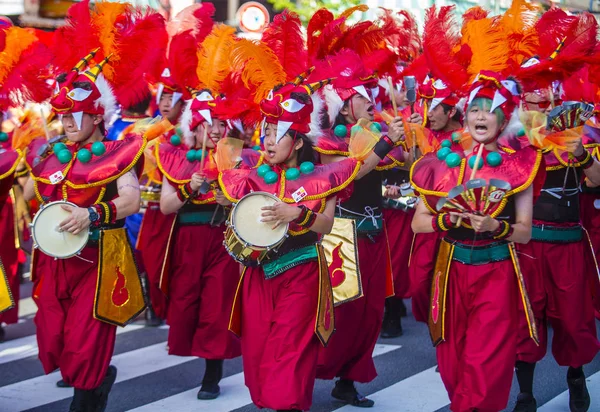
511;11;600;410
411;71;543;412
218;14;406;410
0;21;52;341
310;49;414;407
22;2;167;408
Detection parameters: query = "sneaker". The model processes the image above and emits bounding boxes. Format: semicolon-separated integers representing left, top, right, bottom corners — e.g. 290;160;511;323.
567;375;590;412
197;383;220;400
512;392;537;412
331;380;374;408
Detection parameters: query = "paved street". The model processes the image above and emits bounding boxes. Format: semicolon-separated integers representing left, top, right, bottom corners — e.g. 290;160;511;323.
1;281;599;412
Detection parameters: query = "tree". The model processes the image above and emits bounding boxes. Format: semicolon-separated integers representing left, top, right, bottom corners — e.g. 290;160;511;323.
266;0;363;23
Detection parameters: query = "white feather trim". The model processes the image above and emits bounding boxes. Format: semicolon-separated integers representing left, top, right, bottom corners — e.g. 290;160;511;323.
322;85;344;126
179;99;195;147
307;93;324;145
94;74;117;126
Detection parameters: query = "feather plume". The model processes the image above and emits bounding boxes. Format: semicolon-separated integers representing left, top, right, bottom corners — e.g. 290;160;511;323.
196;24;236;92
339;5;368;28
262;10;307;81
109;9;167;108
380;9;421;62
167;3;214;44
0;27;53;110
90;1;129;80
309;49;367;90
422;6;469;92
230;39;286;104
535;7;576;58
461;8;509;80
499;0;540;70
307;10;341;63
169;31;201;96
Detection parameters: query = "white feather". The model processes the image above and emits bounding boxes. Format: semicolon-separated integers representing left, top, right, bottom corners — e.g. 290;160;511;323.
179;99;195;147
94;74;117;126
307;93;324;145
322;85;344;127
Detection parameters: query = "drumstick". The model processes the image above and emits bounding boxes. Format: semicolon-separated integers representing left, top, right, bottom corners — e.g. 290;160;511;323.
455;143;484;228
199;125;208;175
388;76;398;116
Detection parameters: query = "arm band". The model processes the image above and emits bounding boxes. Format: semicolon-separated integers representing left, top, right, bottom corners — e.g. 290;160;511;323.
294;205;318;228
575;150;594;169
373;135;394;160
492;220;514;240
431;213;452;232
176;182;194;202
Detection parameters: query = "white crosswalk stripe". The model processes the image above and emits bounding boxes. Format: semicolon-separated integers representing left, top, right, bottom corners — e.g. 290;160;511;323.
2;294;599;412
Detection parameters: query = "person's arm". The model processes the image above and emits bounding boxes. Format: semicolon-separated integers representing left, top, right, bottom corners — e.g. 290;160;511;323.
58;169;142;235
411;200;455;233
568;140;600;186
261;196;338;234
23;177;34;202
160;173;205;215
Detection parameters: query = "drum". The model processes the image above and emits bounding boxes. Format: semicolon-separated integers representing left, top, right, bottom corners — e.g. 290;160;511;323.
31;201;89;259
224;192;288;265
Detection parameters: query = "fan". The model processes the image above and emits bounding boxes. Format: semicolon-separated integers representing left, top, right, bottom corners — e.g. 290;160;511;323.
547;101;595;132
436;178;512;216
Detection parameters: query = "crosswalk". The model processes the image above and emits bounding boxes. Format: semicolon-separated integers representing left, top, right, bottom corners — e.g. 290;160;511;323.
1;294;600;412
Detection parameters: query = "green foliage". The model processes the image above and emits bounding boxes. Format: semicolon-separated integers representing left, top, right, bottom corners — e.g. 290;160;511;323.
267;0;363;23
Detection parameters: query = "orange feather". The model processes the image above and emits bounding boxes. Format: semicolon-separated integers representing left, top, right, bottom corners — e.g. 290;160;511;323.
196;24;236;93
230;39;286;104
90;1;129;80
0;27;37;85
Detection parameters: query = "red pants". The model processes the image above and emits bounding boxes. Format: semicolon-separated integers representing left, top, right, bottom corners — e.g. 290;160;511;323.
137;204;171;319
516;240;600;366
240;261;320;411
0;196;19;325
383;208;413;298
409;232;441;323
34;247;116;390
317;234;387;383
166;224;241;359
437;259;518;412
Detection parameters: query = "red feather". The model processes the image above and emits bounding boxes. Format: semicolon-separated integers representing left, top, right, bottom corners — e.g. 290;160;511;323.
262;10;307;81
307;8;335;62
168;31;200;98
191;3;216;43
309;49;369;90
422;5;469;92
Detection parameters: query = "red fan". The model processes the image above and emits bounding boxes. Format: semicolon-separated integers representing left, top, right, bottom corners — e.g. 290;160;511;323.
436;178;512;216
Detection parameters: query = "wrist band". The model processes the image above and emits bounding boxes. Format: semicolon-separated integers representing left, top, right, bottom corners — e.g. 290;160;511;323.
294;205;318;228
374;135;394;160
432;213;452;232
492;220;513;240
96;201;117;225
177;182;194;202
575;150;594;169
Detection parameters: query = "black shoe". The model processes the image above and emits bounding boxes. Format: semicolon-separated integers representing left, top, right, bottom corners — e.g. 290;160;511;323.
94;365;117;412
398;299;407;317
513;392;537;412
0;325;5;343
198;359;223;400
197;383;220;400
381;298;403;338
69;388;94;412
331;380;374;408
276;410;301;412
57;379;73;388
144;306;162;327
567;375;590;412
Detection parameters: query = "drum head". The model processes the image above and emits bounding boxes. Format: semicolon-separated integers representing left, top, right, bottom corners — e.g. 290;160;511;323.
232;192;288;248
32;201;89;258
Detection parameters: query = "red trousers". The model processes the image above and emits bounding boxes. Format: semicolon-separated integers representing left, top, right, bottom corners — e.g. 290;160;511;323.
137;204;170;319
34;247;116;390
317;234;387;383
166;224;241;359
516;239;600;366
240;261;321;411
409;232;441;323
437;259;518;412
383;208;413;298
0;196;19;325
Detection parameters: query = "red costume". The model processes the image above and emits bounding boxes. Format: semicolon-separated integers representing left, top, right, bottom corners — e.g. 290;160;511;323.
156;140;243;360
412;69;543;411
515;147;600;367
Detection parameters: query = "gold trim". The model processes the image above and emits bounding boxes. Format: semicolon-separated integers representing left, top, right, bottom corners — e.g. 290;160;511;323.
0;149;23;180
314;146;350;156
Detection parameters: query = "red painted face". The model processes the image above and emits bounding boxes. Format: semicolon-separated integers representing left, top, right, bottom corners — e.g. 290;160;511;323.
260;83;314;143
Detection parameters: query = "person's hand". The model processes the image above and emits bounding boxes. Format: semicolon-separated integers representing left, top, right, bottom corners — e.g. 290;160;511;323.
261;202;302;229
189;173;205;192
448;212;461;224
59;205;91;235
384;185;401;199
565;137;584;156
467;213;500;233
215;190;231;206
387;117;405;143
408;112;423;124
